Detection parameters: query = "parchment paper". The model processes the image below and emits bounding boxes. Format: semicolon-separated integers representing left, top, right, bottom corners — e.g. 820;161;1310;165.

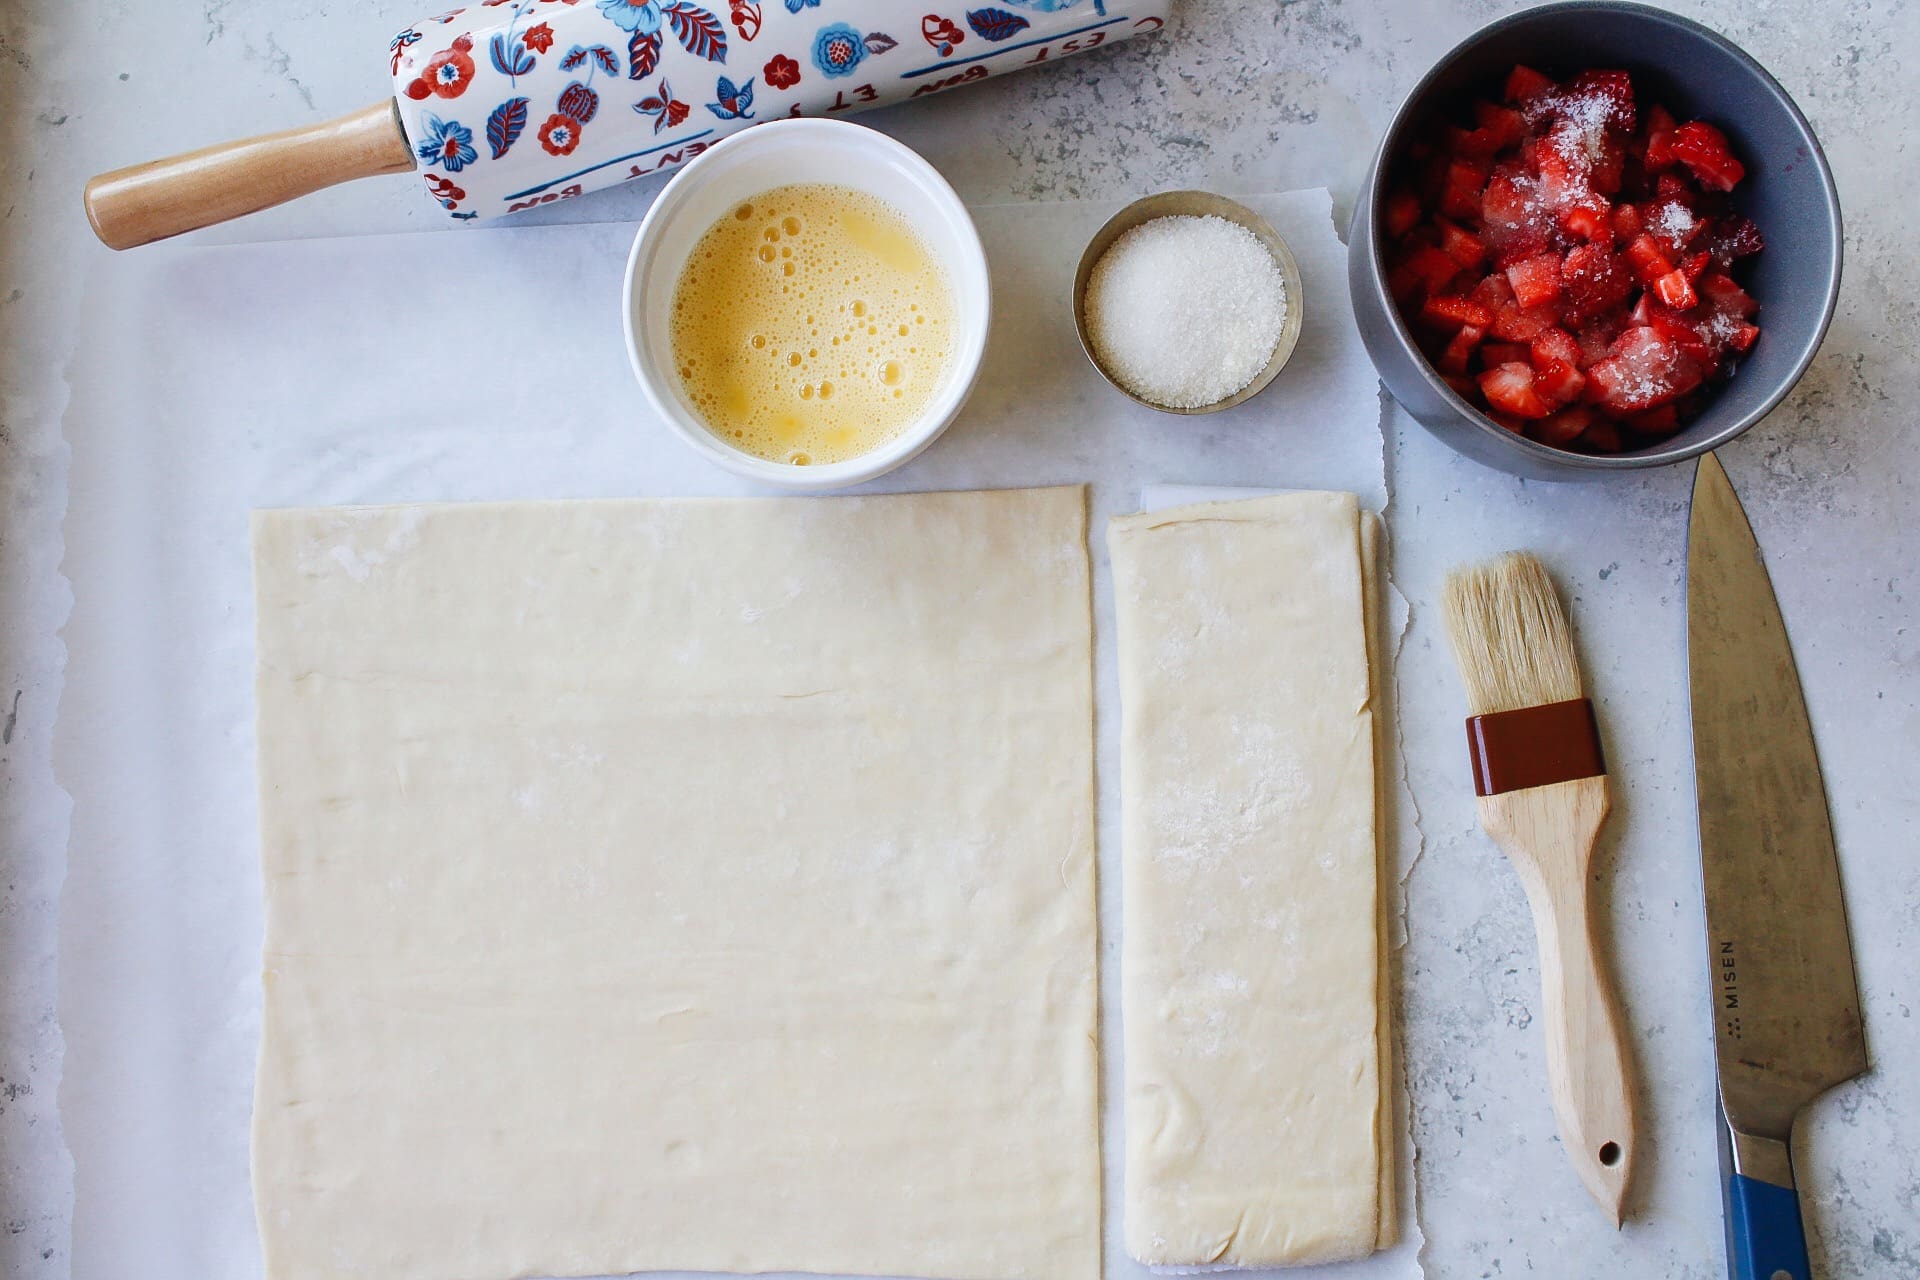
57;189;1418;1280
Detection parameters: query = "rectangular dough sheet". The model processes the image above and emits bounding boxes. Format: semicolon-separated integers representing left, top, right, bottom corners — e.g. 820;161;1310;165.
250;487;1100;1280
1110;492;1393;1269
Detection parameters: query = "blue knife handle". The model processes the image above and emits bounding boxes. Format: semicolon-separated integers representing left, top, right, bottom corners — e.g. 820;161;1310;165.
1727;1173;1812;1280
1717;1101;1813;1280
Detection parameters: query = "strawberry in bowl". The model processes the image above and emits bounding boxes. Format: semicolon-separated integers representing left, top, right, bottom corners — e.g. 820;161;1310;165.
1383;64;1765;455
1348;2;1841;479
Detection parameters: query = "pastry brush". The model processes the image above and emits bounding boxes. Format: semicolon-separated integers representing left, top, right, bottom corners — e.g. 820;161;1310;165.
1442;550;1637;1224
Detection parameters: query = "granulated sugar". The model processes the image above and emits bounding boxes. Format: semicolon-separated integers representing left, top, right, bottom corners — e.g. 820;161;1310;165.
1083;214;1287;409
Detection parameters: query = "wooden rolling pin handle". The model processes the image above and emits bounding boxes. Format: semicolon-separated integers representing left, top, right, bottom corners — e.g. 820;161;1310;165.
84;101;416;251
1482;775;1639;1225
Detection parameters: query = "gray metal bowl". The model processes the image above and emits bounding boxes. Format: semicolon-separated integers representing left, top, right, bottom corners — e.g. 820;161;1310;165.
1074;191;1305;414
1347;0;1842;478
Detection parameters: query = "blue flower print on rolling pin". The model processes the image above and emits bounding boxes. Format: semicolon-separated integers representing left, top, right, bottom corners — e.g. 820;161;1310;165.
813;23;866;77
416;113;478;171
812;22;898;77
597;0;665;34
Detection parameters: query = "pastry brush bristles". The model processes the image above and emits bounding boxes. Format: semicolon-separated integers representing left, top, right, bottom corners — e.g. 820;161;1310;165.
1441;551;1585;716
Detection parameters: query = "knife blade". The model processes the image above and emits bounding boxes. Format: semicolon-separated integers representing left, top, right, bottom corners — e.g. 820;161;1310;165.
1686;451;1868;1280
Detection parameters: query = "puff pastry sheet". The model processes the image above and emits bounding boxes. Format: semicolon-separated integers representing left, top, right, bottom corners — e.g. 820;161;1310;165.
1111;492;1393;1269
251;487;1101;1280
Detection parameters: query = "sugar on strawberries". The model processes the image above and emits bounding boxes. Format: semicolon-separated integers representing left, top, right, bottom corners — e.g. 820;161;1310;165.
1385;65;1764;454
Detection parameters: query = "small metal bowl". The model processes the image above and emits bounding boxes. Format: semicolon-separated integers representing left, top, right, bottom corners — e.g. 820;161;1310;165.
1072;191;1305;415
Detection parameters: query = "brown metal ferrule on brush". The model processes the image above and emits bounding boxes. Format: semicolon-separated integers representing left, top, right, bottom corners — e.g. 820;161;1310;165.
1467;697;1607;797
1446;554;1638;1226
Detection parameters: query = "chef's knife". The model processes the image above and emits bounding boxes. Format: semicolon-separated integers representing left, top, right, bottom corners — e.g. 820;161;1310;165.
82;0;1172;249
1686;452;1868;1280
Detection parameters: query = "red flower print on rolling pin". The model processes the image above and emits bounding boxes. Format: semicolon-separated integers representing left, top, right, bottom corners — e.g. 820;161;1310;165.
406;34;477;100
537;112;584;155
523;21;557;52
764;53;800;89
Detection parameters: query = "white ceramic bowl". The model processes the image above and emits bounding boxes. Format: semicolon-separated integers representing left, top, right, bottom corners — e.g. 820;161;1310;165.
623;119;990;491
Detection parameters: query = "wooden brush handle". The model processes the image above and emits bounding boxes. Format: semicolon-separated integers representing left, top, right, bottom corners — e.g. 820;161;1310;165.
84;101;415;250
1480;775;1638;1224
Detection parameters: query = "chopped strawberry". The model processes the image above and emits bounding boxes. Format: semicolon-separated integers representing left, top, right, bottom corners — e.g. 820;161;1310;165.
1697;272;1759;318
1655;172;1697;208
1589;144;1625;197
1404;245;1463;295
1440;158;1491;220
1387;262;1423;306
1562;243;1632;323
1653;268;1698;310
1479;361;1553;419
1439;323;1486;374
1480;174;1551;264
1579;420;1625;453
1534;357;1588;407
1643;103;1679;170
1504;64;1557;106
1401;222;1441;250
1384;188;1423;239
1565;69;1637;131
1648;308;1712;361
1470;271;1516;311
1454;121;1522;160
1611;202;1644;241
1531;326;1583;370
1624;233;1676;286
1683;274;1762;356
1474;101;1527;149
1711;214;1765;262
1645;198;1701;253
1558;197;1613;243
1421;293;1497;330
1624;403;1681;436
1481;341;1532;368
1489;301;1558;342
1669;121;1746;192
1436;218;1489;269
1586;325;1705;412
1533;136;1591;206
1506;252;1564;308
1531;404;1595;447
1680;250;1711;282
1574;321;1619;365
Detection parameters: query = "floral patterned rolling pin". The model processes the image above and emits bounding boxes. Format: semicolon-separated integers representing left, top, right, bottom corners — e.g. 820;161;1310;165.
82;0;1172;250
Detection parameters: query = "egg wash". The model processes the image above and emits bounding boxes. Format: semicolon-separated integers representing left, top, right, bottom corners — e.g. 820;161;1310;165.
669;183;956;466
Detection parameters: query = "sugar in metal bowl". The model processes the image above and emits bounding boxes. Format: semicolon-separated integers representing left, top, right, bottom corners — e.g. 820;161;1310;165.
1073;192;1305;416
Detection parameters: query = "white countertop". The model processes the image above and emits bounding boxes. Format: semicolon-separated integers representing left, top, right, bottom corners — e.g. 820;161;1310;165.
2;1;1916;1277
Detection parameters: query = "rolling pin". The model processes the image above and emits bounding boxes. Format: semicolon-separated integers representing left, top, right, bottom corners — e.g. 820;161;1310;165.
84;0;1171;249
